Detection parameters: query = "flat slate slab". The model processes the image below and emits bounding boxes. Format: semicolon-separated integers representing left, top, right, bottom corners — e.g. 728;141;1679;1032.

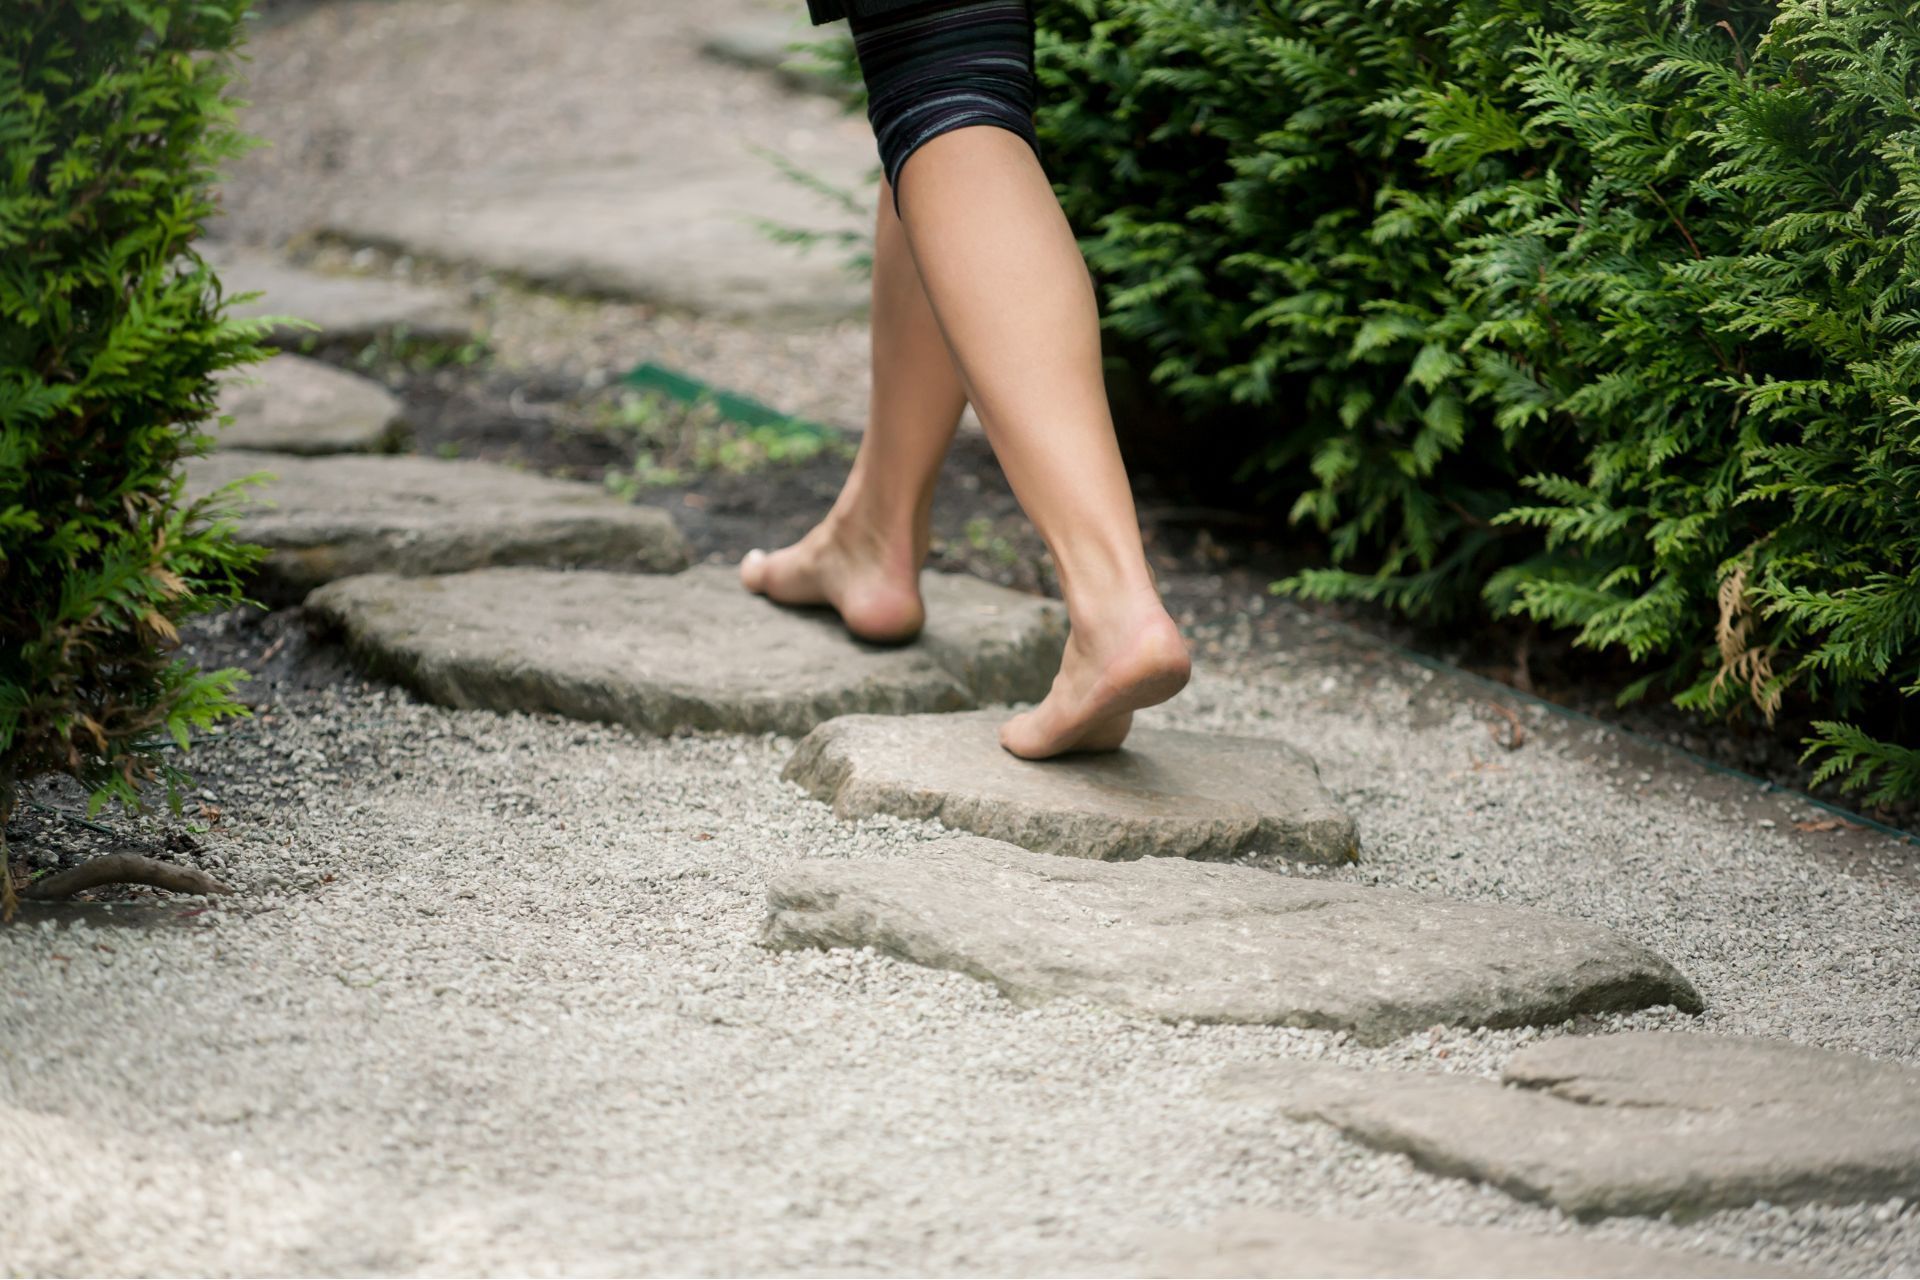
784;711;1357;863
1140;1210;1784;1278
188;452;689;602
1233;1032;1920;1219
320;144;873;325
305;565;1066;736
761;836;1700;1041
207;246;473;348
214;354;403;455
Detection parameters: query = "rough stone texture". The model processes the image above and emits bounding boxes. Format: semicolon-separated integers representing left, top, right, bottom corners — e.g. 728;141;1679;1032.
1242;1033;1920;1220
784;711;1358;864
1140;1210;1789;1278
207;246;474;348
320;140;874;326
187;452;689;602
214;354;403;455
762;836;1701;1041
305;565;1066;736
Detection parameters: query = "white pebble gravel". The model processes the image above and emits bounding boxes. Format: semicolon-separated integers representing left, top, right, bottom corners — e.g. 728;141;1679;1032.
2;614;1916;1276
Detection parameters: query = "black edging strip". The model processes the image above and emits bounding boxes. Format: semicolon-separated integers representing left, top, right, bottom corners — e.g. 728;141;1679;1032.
621;361;835;440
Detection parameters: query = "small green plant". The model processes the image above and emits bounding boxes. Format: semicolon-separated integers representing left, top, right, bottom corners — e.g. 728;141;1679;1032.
961;516;1023;571
1;0;268;916
744;143;878;281
339;328;488;381
600;387;672;436
599;389;848;496
740;26;879;280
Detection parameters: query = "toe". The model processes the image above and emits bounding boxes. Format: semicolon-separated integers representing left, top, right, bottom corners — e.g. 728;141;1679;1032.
1000;706;1070;760
739;549;768;593
998;710;1038;758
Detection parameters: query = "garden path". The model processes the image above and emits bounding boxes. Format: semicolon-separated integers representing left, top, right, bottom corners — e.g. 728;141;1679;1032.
4;1;1917;1274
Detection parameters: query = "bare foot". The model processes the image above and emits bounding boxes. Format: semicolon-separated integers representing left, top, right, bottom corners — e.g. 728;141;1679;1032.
1000;601;1190;758
739;518;925;644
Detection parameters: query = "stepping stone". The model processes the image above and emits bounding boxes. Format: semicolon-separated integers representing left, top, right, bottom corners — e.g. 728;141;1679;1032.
305;565;1066;736
761;836;1700;1040
1140;1210;1784;1278
1229;1032;1920;1220
207;246;473;349
700;16;853;98
785;711;1358;864
187;452;689;603
214;354;403;455
320;140;873;326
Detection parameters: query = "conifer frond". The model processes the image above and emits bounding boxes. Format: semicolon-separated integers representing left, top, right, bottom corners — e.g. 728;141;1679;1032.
1027;0;1918;804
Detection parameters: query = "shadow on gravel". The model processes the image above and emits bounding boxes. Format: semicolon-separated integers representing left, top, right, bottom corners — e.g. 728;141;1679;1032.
11;899;226;932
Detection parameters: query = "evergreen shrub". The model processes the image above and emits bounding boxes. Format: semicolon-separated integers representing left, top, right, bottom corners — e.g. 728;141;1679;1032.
1028;0;1919;807
1;0;266;915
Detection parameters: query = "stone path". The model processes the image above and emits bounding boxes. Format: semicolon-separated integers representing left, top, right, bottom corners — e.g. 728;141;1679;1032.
320;142;874;326
187;452;689;603
763;835;1700;1040
5;1;1907;1272
785;710;1358;863
215;354;404;455
208;246;474;349
214;0;882;432
1142;1210;1787;1278
305;565;1065;736
295;2;877;328
1223;1032;1920;1219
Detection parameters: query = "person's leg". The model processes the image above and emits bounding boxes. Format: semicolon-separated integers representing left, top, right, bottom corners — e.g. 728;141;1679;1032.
748;0;1188;757
739;173;966;643
880;12;1188;757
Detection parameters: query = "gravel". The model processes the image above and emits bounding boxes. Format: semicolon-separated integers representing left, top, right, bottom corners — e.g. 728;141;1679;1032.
3;594;1916;1275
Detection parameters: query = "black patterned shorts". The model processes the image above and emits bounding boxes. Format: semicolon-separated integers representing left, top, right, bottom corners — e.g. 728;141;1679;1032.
815;0;1042;216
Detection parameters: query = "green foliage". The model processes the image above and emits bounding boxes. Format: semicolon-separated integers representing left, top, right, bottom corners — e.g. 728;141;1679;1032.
1028;0;1919;808
0;0;267;908
745;140;878;279
598;389;848;495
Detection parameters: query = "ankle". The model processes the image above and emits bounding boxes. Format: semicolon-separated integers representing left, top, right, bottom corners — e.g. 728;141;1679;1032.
1050;536;1162;614
1062;579;1174;635
811;506;925;588
820;503;907;557
1071;599;1184;671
